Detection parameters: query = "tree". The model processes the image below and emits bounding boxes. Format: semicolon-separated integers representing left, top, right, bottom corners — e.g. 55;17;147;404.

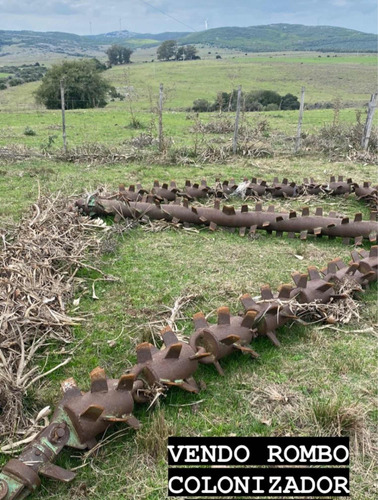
176;46;185;60
157;40;177;61
34;60;114;109
184;45;198;60
106;45;133;65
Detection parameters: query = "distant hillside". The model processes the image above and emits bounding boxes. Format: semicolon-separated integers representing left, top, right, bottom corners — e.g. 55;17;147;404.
0;24;376;60
181;24;378;52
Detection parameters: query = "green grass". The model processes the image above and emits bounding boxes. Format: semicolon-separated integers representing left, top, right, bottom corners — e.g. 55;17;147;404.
0;52;376;114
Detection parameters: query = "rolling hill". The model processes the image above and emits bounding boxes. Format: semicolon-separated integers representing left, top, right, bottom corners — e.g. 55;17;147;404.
0;24;376;61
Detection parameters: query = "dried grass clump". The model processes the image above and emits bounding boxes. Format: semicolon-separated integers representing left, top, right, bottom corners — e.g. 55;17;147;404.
56;143;143;165
0;193;109;440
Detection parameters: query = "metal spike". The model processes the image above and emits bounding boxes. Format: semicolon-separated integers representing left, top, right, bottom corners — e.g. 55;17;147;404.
341;217;349;224
249;225;257;235
314;227;322;235
209;221;217;231
315;208;323;216
233;344;259;358
240;294;259;312
161;326;179;346
276;231;283;237
267;205;275;212
261;285;273;300
239;227;246;237
354;213;362;222
354;236;363;246
289;211;297;218
241;205;248;213
217;306;230;325
342;237;351;245
193;312;208;330
117;374;135;392
136;343;153;364
308;267;321;280
255;203;263;211
222;206;236;215
214;199;220;210
278;284;293;299
90;367;108;393
300;230;308;240
302;207;309;216
266;331;280;346
80;404;104;421
220;335;240;346
241;310;258;328
370;246;378;257
288;232;295;238
165;343;182;359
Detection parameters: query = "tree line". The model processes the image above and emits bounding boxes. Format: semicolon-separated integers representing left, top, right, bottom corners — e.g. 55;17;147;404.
192;90;300;112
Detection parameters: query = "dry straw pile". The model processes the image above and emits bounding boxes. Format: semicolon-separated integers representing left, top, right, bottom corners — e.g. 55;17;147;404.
0;193;108;445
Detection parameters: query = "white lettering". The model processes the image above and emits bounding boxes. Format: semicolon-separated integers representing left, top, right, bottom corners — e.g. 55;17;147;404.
317;477;333;494
234;445;250;463
168;476;183;494
267;445;283;463
334;445;349;463
269;476;282;493
334;476;349;494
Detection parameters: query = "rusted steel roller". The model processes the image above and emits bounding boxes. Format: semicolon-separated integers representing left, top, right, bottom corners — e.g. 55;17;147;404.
240;284;297;347
129;327;209;402
327;175;357;195
118;183;147;202
189;307;259;375
76;196;378;243
266;177;304;197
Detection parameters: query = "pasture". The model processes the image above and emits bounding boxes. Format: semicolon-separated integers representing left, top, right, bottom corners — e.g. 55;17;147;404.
0;52;377;500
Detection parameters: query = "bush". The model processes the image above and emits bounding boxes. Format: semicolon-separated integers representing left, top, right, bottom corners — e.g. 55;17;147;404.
192;98;211;112
0;83;7;90
24;126;36;136
9;78;23;86
265;103;279;111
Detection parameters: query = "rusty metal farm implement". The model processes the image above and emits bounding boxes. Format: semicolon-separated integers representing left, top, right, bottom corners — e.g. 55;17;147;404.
0;176;377;499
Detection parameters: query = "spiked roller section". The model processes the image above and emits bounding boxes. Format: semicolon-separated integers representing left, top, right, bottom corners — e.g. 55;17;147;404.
129;327;209;402
189;307;259;375
241;284;297;347
327;176;356;195
76;196;378;243
151;180;179;202
266;177;303;198
0;369;139;499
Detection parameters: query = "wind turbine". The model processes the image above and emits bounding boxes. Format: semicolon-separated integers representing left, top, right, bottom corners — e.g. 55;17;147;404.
204;19;208;30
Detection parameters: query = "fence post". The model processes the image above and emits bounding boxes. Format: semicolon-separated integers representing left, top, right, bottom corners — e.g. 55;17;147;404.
233;85;242;155
158;83;164;152
361;93;377;150
60;79;67;153
294;86;305;153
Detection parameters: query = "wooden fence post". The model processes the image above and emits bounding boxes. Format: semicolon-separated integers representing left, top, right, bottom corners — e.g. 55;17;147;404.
60;79;67;153
294;86;305;153
361;93;377;150
233;85;242;155
158;83;164;152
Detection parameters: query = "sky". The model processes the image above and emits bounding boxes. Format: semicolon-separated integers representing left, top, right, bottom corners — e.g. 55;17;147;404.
0;0;377;35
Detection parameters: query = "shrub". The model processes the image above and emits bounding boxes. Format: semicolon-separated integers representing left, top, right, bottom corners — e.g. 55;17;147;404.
24;126;37;136
192;98;211;112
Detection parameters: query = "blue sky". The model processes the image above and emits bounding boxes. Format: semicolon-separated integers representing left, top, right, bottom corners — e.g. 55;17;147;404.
0;0;376;35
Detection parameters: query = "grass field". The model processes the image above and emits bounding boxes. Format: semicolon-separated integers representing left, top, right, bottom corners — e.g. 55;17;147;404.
0;53;377;500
